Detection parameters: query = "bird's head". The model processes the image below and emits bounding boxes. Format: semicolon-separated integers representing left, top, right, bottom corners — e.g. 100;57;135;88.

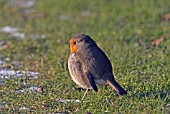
66;34;96;53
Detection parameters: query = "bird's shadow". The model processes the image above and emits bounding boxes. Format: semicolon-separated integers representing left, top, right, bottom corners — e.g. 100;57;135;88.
71;86;169;103
130;91;169;102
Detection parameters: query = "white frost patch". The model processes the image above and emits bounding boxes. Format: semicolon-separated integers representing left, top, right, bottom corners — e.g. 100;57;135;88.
0;26;18;33
0;69;39;80
12;32;25;40
19;107;30;111
0;101;8;109
0;26;47;40
8;0;37;14
9;0;36;9
0;60;5;65
15;86;44;94
0;26;25;40
15;86;38;94
29;86;38;91
56;98;81;104
15;89;25;94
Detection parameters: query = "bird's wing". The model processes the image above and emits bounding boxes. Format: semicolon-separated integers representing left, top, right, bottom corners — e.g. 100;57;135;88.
85;72;98;92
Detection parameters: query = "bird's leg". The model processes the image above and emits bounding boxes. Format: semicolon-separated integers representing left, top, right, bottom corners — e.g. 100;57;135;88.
81;89;88;100
98;89;101;93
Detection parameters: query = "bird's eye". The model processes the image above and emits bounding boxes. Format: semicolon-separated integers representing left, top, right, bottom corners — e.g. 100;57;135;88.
73;41;76;44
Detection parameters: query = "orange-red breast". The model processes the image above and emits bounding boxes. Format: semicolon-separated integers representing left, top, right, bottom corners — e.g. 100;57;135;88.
67;34;127;99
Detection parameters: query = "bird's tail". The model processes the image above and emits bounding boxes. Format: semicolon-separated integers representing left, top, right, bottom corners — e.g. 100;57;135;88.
107;79;127;95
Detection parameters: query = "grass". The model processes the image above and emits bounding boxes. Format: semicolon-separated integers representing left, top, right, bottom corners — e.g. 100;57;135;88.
0;0;170;113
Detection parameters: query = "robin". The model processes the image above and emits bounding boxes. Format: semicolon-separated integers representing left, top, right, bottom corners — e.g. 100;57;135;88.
66;34;127;99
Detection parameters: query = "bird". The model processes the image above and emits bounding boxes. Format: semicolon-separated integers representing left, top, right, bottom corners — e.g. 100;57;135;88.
66;34;127;99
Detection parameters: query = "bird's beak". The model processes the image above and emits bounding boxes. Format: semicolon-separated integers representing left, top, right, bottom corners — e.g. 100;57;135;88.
65;41;70;44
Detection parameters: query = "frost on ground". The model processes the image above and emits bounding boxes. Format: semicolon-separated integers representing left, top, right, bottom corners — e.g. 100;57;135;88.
0;26;47;40
56;98;81;104
0;56;39;85
15;85;44;94
0;26;25;40
7;0;37;14
19;107;30;111
0;69;39;86
0;69;39;80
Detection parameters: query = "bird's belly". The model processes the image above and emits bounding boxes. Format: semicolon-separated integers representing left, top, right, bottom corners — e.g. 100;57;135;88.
68;53;91;89
70;71;91;89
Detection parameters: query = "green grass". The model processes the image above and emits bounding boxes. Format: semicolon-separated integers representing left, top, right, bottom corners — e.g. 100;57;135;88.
0;0;170;113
